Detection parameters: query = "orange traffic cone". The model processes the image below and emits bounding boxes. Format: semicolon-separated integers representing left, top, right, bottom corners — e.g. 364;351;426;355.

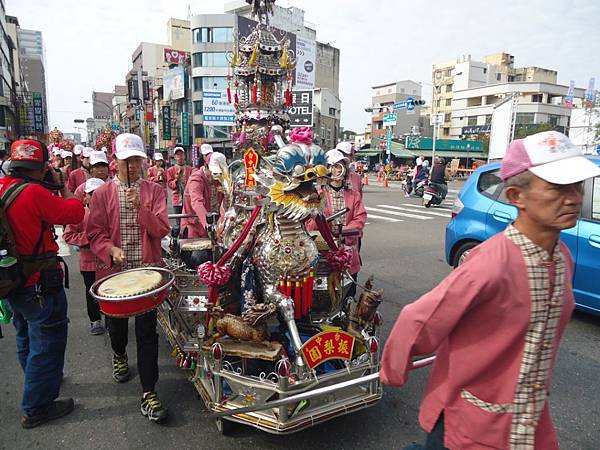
383;175;389;188
363;174;369;185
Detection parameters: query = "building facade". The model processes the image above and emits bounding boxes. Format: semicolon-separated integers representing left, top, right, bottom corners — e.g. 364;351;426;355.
451;81;585;139
313;87;341;150
370;80;423;141
432;52;558;137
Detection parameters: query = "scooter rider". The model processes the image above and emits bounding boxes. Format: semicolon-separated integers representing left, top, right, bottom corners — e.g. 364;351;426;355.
429;157;448;199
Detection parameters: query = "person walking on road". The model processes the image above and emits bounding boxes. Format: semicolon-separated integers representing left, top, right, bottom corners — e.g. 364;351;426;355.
380;131;600;450
0;139;85;428
87;133;170;423
166;146;192;236
63;177;106;335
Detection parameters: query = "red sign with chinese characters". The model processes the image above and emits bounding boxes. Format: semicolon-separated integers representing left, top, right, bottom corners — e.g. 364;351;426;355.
244;148;259;188
301;331;355;369
164;49;188;65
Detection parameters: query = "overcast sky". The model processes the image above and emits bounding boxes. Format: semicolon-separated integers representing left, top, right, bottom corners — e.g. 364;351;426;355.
8;0;600;138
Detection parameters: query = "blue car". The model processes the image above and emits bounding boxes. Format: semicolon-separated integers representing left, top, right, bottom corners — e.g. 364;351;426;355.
445;157;600;315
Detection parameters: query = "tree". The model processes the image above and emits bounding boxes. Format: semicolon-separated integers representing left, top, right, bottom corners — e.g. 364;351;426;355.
514;123;555;139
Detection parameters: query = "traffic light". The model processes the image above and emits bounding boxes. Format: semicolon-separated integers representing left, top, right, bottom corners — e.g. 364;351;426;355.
409;99;426;106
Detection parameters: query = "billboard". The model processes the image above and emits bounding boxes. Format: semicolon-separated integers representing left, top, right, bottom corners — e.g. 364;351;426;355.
488;95;515;160
162;106;171;140
289;90;313;128
202;90;235;126
164;48;188;65
295;37;316;90
164;66;185;100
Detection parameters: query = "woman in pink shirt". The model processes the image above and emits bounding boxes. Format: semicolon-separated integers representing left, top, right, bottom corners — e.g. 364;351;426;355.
63;178;106;335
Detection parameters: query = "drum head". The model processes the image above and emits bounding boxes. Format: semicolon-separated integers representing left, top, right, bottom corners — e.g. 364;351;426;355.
98;269;163;298
179;238;212;252
309;231;330;252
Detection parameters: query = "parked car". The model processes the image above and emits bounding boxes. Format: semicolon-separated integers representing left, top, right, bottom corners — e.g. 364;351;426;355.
445;158;600;315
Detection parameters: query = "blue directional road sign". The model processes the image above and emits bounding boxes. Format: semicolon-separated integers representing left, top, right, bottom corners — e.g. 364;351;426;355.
393;101;408;110
406;97;415;111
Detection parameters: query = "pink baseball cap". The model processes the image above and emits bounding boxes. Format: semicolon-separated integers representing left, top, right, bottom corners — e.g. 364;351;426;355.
500;131;600;184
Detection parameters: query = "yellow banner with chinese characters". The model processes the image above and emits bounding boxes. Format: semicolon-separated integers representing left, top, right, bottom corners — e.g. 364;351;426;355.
300;330;355;369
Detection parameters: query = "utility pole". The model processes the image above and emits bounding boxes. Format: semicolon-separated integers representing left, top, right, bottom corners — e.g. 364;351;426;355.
137;66;146;148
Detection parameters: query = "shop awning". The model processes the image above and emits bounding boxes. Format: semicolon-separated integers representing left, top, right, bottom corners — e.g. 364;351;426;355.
413;150;488;159
369;138;417;158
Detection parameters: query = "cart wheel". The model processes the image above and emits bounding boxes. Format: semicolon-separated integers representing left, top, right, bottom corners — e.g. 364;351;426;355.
215;417;235;436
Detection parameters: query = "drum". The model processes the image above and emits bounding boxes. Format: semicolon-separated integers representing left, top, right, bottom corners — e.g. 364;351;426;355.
179;238;213;270
90;267;175;317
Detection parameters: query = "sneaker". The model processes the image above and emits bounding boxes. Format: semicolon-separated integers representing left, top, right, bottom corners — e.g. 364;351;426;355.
140;392;168;422
112;354;130;383
21;398;75;429
89;320;106;335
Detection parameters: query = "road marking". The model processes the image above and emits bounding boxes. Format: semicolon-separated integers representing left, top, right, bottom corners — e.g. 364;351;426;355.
379;204;451;218
400;203;452;210
365;213;403;222
366;206;433;220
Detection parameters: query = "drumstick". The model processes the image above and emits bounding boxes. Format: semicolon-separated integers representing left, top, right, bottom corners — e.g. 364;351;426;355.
126;160;131;188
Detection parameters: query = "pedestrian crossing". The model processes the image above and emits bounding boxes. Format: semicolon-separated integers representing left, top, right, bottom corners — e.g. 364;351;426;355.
365;192;457;225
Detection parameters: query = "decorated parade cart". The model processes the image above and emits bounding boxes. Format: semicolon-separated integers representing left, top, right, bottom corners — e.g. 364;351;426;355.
90;1;431;435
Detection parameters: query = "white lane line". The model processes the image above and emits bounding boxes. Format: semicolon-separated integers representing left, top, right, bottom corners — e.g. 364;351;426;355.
366;222;371;225
366;213;403;222
366;206;433;220
448;189;459;193
400;203;452;211
379;204;451;218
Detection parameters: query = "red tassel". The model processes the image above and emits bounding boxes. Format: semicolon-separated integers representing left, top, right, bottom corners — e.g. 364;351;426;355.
286;276;292;297
279;276;285;295
227;86;232;104
302;272;309;316
308;269;315;311
294;277;301;319
234;91;239;104
252;82;258;104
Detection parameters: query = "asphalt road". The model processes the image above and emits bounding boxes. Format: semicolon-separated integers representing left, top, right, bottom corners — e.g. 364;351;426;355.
1;180;599;450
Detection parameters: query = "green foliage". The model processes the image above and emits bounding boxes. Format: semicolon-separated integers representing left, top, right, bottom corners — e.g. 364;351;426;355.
514;123;555;139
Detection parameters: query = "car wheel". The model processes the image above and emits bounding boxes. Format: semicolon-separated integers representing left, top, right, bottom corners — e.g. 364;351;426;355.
453;241;479;268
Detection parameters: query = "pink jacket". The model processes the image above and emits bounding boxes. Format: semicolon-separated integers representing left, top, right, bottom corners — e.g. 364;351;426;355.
148;165;167;188
67;167;89;193
166;164;193;206
380;232;574;450
348;170;363;197
181;168;224;238
86;178;170;280
307;187;366;274
63;207;95;272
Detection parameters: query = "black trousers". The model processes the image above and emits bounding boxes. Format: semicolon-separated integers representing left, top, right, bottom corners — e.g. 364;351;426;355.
107;309;159;392
81;271;101;322
172;205;183;237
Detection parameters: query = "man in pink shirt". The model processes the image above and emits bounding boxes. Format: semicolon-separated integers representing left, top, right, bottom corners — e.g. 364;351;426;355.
335;141;363;197
166;146;192;235
87;133;170;423
381;131;600;450
147;152;166;188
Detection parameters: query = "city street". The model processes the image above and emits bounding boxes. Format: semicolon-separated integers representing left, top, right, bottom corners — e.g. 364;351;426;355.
1;181;599;450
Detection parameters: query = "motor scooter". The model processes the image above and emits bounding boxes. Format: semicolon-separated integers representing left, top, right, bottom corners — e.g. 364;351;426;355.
422;182;445;208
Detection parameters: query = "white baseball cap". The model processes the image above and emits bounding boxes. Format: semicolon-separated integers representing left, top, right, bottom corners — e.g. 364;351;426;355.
153;152;164;161
208;152;226;175
200;143;214;155
500;131;600;184
52;148;62;156
84;177;105;193
82;146;94;158
115;133;146;160
326;149;348;165
61;150;73;159
89;151;108;166
173;146;185;154
335;141;354;156
73;144;84;156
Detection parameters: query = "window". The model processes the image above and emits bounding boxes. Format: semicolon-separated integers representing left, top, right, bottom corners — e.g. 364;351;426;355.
531;94;543;103
446;84;453;92
467;116;477;126
445;98;452;106
0;107;5;127
443;127;450;136
445;68;453;77
477;169;504;199
483;68;487;74
328;107;336;115
194;124;203;139
592;177;600;221
508;75;515;82
496;73;502;81
548;114;560;126
436;99;441;108
516;113;535;125
192;27;232;43
193;77;202;92
196;124;230;139
192;52;228;68
193;101;203;115
444;113;451;123
201;77;227;90
485;114;492;124
212;28;233;43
